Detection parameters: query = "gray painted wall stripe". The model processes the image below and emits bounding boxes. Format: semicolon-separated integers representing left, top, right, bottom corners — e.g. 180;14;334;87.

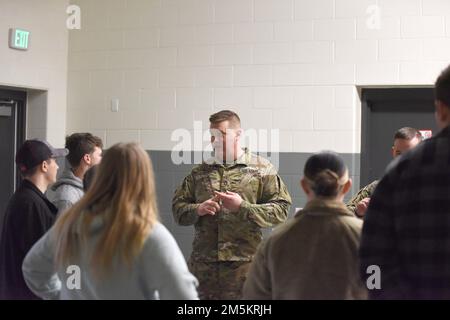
149;150;361;259
55;150;361;259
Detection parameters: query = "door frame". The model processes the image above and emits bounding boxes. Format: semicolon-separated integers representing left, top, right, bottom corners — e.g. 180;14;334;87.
360;87;435;186
0;88;27;191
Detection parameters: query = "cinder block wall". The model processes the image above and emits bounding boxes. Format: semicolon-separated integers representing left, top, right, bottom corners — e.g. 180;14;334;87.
67;0;450;258
0;0;69;146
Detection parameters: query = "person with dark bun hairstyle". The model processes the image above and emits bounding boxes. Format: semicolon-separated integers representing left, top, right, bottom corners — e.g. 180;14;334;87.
243;151;367;300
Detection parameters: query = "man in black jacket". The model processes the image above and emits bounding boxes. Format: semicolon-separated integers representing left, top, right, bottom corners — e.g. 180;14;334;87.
360;64;450;299
0;140;67;299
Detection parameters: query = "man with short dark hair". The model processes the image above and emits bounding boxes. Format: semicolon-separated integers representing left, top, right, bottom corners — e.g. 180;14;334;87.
360;65;450;299
47;133;103;214
347;127;423;217
392;127;424;157
0;140;67;299
172;110;291;300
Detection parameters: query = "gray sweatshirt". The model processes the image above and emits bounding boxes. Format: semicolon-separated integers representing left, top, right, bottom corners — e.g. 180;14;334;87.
22;219;199;300
46;169;84;215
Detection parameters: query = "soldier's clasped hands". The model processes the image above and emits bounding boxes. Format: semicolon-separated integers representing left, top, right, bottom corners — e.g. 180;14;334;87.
197;196;221;216
214;191;243;212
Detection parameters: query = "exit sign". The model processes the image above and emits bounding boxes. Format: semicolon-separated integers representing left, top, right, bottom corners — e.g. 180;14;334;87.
8;28;30;50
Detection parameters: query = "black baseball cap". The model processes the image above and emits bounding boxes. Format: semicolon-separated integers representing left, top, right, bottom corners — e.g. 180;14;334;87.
15;139;68;173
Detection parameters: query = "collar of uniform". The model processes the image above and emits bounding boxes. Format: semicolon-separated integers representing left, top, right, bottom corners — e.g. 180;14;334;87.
295;198;353;218
205;148;250;167
234;147;251;165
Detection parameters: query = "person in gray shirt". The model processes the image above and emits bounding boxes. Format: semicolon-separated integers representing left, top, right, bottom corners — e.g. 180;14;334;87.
23;143;199;300
47;133;103;215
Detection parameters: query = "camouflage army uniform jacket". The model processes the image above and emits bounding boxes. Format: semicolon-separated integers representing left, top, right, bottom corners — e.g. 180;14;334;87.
346;180;379;215
172;148;292;263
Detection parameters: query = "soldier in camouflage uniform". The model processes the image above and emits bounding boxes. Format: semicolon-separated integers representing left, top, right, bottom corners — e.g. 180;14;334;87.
172;110;292;300
347;127;423;217
346;180;379;217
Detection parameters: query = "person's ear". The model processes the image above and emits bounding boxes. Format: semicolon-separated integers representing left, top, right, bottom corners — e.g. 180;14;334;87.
342;178;353;196
41;160;49;173
391;146;395;158
300;178;311;196
83;153;91;166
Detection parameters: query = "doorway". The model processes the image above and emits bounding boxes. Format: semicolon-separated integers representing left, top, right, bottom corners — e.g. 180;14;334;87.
0;89;26;221
360;88;438;186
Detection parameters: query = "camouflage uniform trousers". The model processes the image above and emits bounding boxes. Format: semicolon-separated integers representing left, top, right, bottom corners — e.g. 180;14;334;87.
188;260;251;300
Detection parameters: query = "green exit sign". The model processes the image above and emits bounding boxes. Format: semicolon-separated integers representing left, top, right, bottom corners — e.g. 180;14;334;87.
8;28;30;50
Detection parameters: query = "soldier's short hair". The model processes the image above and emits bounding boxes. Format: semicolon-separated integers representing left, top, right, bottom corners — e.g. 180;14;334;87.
435;64;450;108
394;127;423;142
209;110;241;128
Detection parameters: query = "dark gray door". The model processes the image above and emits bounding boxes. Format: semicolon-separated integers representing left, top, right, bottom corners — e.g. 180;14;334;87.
361;88;438;187
0;89;26;229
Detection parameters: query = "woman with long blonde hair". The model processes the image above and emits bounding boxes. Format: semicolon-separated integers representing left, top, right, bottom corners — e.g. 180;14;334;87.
22;143;198;299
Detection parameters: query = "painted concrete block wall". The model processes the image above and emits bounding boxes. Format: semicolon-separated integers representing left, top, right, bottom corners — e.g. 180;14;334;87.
0;0;69;146
66;0;450;258
67;0;450;153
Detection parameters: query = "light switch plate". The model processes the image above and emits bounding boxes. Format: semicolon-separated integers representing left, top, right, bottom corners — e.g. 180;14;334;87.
111;98;119;112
